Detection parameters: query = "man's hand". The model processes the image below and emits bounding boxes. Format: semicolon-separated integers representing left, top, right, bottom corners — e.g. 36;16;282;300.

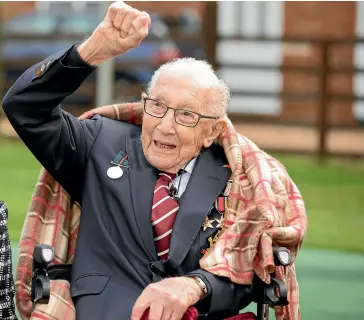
78;1;151;66
131;277;204;320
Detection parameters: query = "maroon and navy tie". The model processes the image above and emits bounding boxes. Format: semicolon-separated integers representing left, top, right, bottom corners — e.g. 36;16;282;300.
151;172;179;260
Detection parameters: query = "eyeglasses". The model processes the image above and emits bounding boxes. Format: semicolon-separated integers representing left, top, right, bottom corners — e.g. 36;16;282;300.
143;97;219;128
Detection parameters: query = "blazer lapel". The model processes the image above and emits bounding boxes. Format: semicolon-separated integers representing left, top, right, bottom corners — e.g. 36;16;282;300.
126;136;158;261
168;147;231;269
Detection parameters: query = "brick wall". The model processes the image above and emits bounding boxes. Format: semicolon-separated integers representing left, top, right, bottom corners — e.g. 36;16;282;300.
1;1;204;22
1;1;35;22
281;1;357;125
126;1;205;18
2;1;358;126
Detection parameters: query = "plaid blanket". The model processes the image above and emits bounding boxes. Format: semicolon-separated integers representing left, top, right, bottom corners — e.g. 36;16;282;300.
15;102;307;320
0;201;17;320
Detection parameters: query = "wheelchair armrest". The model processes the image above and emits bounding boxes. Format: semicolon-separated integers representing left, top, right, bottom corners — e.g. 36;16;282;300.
273;247;290;267
32;245;53;304
252;246;291;307
47;264;72;282
31;244;72;305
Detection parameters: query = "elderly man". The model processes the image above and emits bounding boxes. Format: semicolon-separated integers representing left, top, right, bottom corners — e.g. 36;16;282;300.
3;2;306;320
2;2;252;319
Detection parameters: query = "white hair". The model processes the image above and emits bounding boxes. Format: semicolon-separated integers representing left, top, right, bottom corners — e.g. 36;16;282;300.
146;57;230;117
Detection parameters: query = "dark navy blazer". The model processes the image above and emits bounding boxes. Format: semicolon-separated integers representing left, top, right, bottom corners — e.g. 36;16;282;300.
2;45;252;319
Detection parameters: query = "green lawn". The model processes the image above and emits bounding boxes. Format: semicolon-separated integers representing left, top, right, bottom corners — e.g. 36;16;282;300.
276;154;364;253
1;137;364;253
0;138;41;241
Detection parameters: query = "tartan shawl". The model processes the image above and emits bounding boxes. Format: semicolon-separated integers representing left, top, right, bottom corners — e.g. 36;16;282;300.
15;102;307;320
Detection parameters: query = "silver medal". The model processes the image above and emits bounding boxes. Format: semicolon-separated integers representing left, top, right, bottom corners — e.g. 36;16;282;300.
107;166;123;179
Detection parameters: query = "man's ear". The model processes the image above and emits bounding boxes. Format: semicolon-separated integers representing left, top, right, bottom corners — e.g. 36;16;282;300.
141;92;147;101
203;118;227;148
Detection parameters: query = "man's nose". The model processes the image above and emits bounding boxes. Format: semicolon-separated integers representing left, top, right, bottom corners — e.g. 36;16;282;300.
158;109;176;134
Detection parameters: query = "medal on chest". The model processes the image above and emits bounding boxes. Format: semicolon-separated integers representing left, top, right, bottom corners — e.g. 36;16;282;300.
107;151;129;180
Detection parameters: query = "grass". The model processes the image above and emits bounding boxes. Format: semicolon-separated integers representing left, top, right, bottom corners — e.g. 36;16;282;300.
277;154;364;253
0;137;41;240
1;136;364;253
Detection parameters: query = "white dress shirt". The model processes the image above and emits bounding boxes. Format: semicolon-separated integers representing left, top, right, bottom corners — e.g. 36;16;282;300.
172;157;197;198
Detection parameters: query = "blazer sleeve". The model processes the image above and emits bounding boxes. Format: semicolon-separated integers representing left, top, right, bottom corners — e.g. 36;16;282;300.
2;45;102;202
0;201;17;320
187;268;252;315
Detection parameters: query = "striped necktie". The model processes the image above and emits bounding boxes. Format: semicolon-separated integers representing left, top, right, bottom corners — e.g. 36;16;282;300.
151;172;178;260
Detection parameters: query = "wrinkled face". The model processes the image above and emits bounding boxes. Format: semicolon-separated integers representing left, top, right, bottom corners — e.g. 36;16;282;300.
141;73;223;173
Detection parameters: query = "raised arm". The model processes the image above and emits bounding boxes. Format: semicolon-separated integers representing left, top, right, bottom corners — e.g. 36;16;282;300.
2;1;150;201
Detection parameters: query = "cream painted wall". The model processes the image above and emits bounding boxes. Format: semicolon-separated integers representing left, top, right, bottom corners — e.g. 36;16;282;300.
217;1;283;115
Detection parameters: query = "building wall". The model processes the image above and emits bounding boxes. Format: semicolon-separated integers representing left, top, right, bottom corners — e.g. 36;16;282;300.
2;1;204;21
217;1;284;116
125;1;205;18
2;1;362;125
1;1;35;22
354;1;364;122
281;1;357;125
216;1;360;125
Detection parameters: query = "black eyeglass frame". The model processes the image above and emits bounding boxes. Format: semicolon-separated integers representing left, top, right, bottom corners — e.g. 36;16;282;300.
143;97;219;128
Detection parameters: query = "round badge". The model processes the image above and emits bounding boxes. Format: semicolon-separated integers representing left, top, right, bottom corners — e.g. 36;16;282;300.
107;166;123;179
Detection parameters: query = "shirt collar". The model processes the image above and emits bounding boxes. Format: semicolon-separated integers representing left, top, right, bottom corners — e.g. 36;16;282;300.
183;157;197;175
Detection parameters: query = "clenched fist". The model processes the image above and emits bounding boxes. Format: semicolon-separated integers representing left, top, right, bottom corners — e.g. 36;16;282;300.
78;1;151;66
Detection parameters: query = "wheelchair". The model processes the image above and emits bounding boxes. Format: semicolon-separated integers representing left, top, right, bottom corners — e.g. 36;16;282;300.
30;244;291;320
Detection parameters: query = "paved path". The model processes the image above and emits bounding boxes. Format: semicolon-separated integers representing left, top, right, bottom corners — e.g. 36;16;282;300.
244;248;364;319
2;117;363;156
233;122;364;156
11;244;364;319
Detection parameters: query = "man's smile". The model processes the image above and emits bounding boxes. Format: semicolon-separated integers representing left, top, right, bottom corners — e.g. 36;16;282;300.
153;140;177;150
